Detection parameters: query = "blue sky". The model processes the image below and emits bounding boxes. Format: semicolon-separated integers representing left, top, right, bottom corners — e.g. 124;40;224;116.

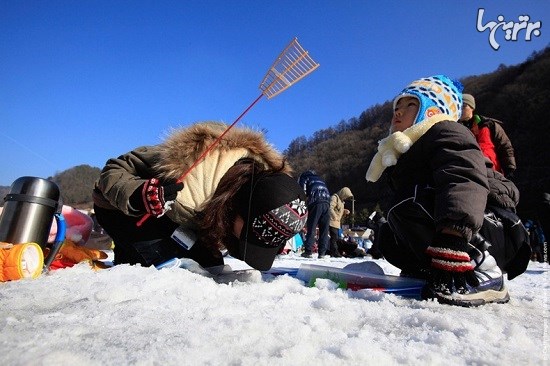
1;0;548;186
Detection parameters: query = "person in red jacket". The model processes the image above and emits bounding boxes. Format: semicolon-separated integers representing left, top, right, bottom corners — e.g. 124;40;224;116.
459;94;516;178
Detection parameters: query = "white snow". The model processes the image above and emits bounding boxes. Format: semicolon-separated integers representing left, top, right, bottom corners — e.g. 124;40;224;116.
1;253;548;365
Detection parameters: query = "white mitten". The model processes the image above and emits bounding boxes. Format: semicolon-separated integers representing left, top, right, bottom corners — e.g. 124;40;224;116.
214;269;262;284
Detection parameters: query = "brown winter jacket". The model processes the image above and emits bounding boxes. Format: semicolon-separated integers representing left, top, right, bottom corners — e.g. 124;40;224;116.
329;187;353;228
93;122;291;228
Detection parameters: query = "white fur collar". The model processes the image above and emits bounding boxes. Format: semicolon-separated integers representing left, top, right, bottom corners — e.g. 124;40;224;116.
366;114;452;182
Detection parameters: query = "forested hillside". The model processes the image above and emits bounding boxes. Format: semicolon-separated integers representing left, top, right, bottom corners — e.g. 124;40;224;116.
286;47;550;221
50;165;101;208
1;165;100;209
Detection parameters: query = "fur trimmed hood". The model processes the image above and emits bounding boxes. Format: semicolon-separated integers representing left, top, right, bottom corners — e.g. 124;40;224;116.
155;122;292;180
154;122;292;224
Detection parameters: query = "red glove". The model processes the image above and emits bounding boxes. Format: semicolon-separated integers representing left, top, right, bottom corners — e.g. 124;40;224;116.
425;233;479;295
130;178;184;217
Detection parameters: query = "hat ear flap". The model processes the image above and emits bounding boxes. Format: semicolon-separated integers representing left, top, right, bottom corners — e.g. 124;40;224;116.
393;93;425;125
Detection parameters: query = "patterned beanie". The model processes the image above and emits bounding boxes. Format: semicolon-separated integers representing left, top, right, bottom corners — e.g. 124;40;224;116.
234;172;308;270
393;75;464;124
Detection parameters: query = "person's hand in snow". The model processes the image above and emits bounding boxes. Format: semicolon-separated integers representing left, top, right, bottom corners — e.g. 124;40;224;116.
158;258;261;284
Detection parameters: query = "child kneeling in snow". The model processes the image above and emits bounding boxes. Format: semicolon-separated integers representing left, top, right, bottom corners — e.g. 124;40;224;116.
366;75;529;307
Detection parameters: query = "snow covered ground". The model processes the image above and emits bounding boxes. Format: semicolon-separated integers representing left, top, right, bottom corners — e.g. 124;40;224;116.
1;253;548;366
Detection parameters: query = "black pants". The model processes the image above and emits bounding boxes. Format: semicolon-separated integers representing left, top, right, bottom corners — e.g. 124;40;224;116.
379;193;530;280
94;205;223;268
366;230;384;259
303;202;330;255
329;226;341;254
379;197;434;272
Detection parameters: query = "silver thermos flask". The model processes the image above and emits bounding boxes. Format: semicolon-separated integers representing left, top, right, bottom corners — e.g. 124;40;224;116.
0;176;60;249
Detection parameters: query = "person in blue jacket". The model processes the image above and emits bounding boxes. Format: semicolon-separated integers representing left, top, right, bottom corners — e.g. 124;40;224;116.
298;170;331;258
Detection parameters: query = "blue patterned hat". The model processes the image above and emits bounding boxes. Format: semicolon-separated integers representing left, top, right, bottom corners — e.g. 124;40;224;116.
393;75;464;124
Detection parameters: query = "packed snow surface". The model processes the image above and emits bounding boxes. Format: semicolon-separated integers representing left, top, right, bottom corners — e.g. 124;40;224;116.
1;253;548;365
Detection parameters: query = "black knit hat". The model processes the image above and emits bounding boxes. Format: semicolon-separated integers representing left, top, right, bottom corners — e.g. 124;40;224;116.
234;172;307;270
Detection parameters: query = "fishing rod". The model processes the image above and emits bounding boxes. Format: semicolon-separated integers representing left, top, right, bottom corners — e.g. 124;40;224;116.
137;37;320;226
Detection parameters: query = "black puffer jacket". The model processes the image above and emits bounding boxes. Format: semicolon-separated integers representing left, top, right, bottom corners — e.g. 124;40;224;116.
486;166;519;209
298;171;330;206
386;121;489;240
